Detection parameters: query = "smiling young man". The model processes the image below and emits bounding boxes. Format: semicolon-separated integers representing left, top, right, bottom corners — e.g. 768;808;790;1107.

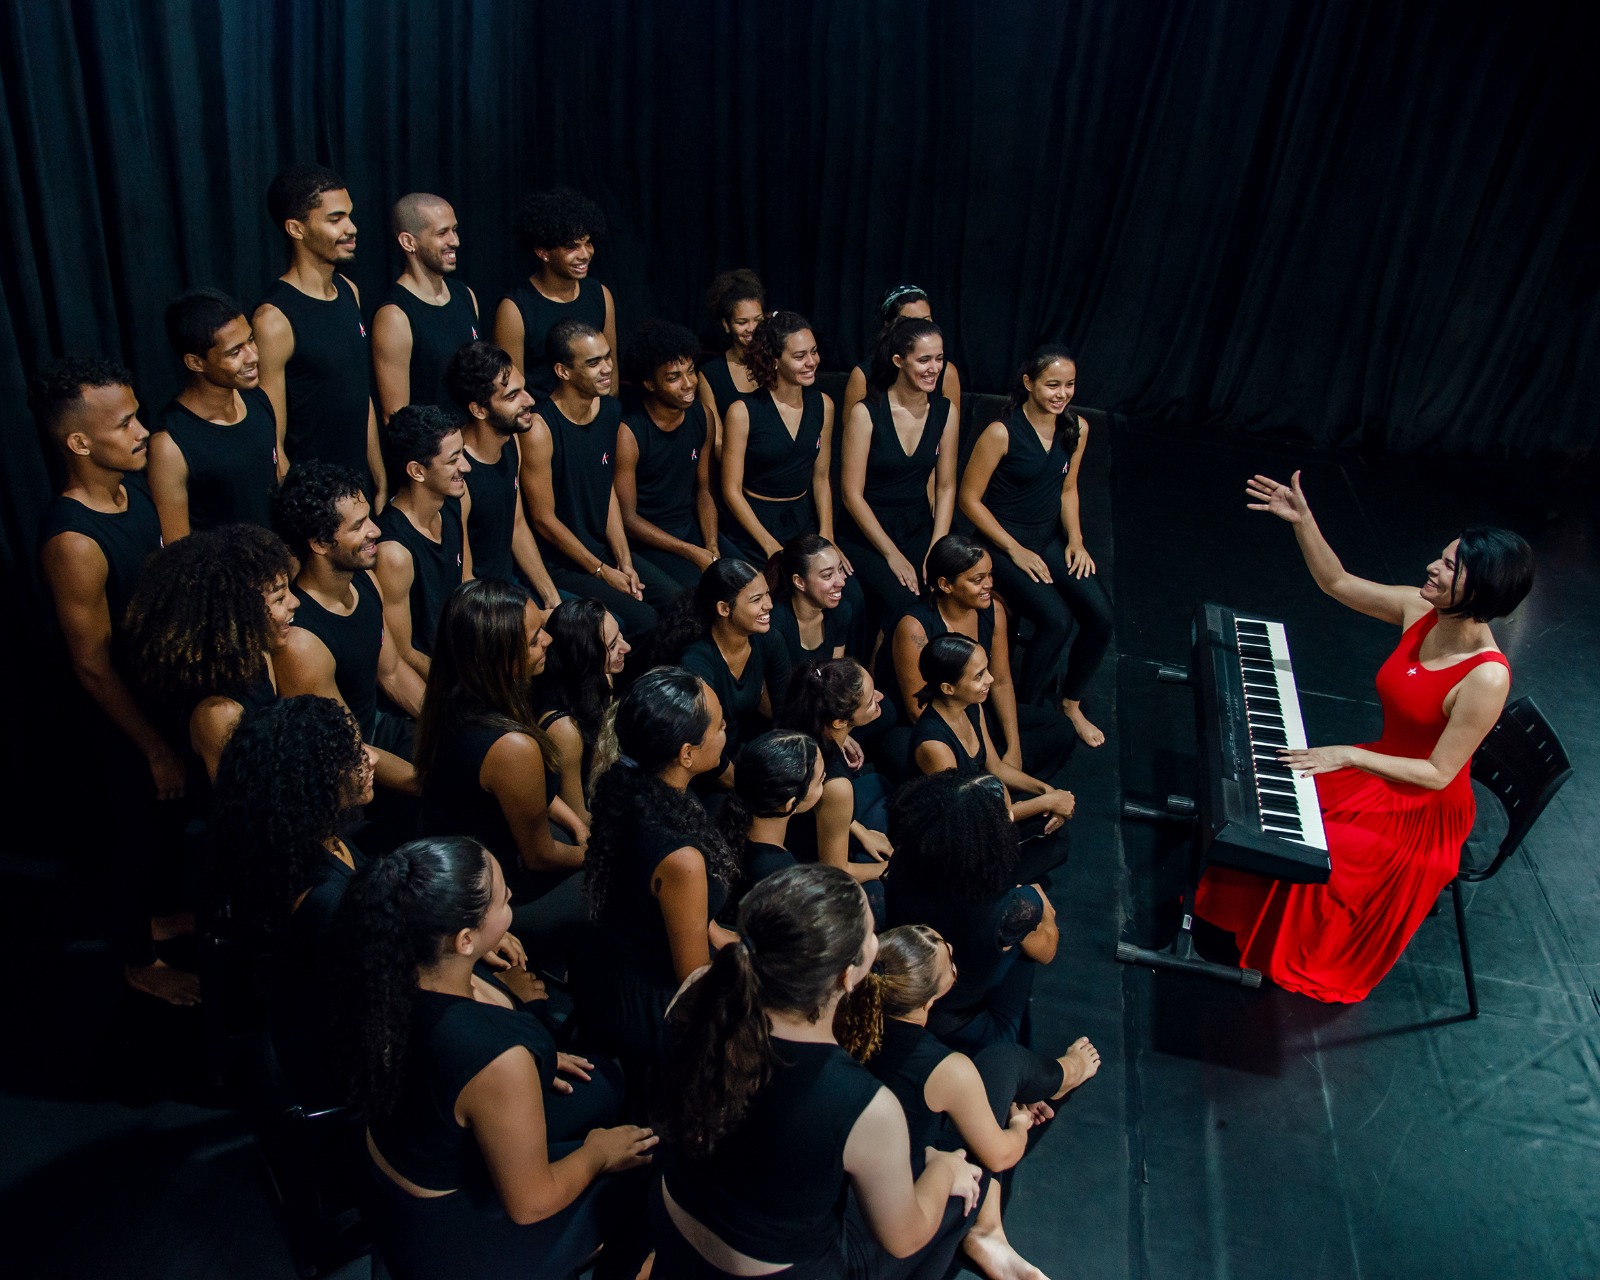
375;403;473;680
494;187;616;399
147;289;279;540
35;356;198;1005
371;193;481;419
253;164;384;504
615;319;722;591
519;318;666;637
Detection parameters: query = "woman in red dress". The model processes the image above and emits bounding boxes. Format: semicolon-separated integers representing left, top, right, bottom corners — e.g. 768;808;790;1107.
1196;471;1535;1002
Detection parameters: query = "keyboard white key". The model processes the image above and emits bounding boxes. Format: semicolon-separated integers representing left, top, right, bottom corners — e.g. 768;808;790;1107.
1235;615;1329;852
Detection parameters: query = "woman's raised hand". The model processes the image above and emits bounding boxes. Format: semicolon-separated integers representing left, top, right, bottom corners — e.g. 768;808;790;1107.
1246;471;1310;524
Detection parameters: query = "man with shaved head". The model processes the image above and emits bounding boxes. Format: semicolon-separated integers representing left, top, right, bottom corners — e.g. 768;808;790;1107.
371;192;481;419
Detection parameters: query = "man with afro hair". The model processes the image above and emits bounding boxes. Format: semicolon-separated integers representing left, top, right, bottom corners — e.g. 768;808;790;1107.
493;186;617;399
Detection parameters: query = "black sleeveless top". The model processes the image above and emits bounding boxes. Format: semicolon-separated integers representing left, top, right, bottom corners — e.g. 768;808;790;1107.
376;499;464;656
419;722;558;872
623;403;707;541
911;703;985;777
887;882;1044;1028
462;437;520;582
682;635;776;767
765;597;855;702
857;392;948;511
698;353;749;420
907;600;995;657
536;396;621;568
288;571;383;738
500;278;607;398
377;279;480;409
741;388;824;500
865;1018;953;1172
369;990;557;1191
663;1038;882;1266
151;389;279;530
257;275;371;476
39;475;162;634
981;406;1072;544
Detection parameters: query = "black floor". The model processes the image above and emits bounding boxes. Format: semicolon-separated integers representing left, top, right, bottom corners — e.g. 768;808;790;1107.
4;422;1597;1279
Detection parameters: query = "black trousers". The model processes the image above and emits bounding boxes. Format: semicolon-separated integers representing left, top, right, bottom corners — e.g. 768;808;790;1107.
985;534;1113;704
547;560;662;638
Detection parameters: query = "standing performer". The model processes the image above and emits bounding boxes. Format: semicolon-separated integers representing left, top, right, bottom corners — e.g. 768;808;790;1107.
253;164;383;503
696;269;766;454
371;193;480;418
495;187;616;399
959;344;1112;746
1196;473;1534;1003
149;288;279;538
840;284;963;427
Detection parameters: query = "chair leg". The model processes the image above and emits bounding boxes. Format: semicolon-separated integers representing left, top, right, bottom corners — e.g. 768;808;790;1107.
1450;879;1478;1019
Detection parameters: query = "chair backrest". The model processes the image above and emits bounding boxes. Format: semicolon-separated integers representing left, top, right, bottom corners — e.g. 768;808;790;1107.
1464;695;1572;881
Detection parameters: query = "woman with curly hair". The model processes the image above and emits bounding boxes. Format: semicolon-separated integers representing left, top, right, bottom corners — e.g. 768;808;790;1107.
124;523;297;781
714;729;826;915
493;186;616;398
696;268;766;452
415;579;587;957
884;772;1061;1053
837;924;1099;1280
571;667;736;1080
338;836;654;1280
653;863;983;1277
531;597;630;831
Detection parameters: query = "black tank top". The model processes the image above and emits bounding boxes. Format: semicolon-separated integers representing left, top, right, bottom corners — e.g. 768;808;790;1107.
741;389;824;500
623;403;707;541
865;1018;953;1170
910;702;985;777
859;393;948;510
377;279;480;409
536;396;621;567
500;278;606;398
369;990;556;1191
376;499;464;656
663;1039;882;1266
151;389;279;530
765;597;855;702
981;405;1071;543
39;475;163;630
288;570;383;738
461;437;520;582
258;275;371;476
698;354;747;420
908;600;995;657
419;721;558;872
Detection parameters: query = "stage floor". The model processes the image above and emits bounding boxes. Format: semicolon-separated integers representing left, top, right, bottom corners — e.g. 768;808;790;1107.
1;421;1596;1279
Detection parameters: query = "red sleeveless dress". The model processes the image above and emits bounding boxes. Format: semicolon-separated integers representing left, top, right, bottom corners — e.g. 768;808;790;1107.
1195;610;1509;1003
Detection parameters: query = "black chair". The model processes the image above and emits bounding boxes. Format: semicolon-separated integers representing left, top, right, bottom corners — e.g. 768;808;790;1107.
1449;695;1573;1018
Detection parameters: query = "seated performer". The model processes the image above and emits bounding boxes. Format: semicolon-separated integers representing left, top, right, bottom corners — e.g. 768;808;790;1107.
531;598;630;833
840;283;964;428
1195;472;1534;1003
695;268;766;453
149;288;279;538
763;533;854;697
615;319;721;589
714;729;826;916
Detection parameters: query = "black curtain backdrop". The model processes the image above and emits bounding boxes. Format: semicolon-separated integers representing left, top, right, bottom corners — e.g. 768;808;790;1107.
2;0;1597;794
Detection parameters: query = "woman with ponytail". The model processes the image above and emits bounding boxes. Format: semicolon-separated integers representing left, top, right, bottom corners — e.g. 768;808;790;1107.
532;597;631;830
654;863;984;1278
839;315;961;621
778;659;895;917
837;925;1100;1280
715;729;827;914
840;283;964;427
572;667;738;1077
764;533;855;695
959;344;1113;747
890;533;1076;781
340;837;654;1280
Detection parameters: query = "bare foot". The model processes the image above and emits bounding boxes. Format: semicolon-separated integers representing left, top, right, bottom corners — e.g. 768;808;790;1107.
151;911;195;942
963;1223;1050;1280
1061;699;1106;748
1052;1035;1101;1098
125;960;201;1006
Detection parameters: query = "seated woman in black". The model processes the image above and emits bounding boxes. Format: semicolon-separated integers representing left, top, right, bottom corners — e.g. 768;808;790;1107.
838;317;960;625
840;283;964;429
885;772;1061;1053
339;836;654;1280
695;268;766;457
911;634;1075;879
838;924;1100;1280
657;558;778;785
778;660;895;914
764;533;855;695
532;598;631;836
653;863;983;1279
714;728;826;917
415;579;586;955
125;523;297;783
573;667;738;1083
211;695;379;1103
891;533;1075;782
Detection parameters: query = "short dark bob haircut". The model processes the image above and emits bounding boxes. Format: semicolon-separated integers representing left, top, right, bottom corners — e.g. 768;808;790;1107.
1440;527;1534;623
